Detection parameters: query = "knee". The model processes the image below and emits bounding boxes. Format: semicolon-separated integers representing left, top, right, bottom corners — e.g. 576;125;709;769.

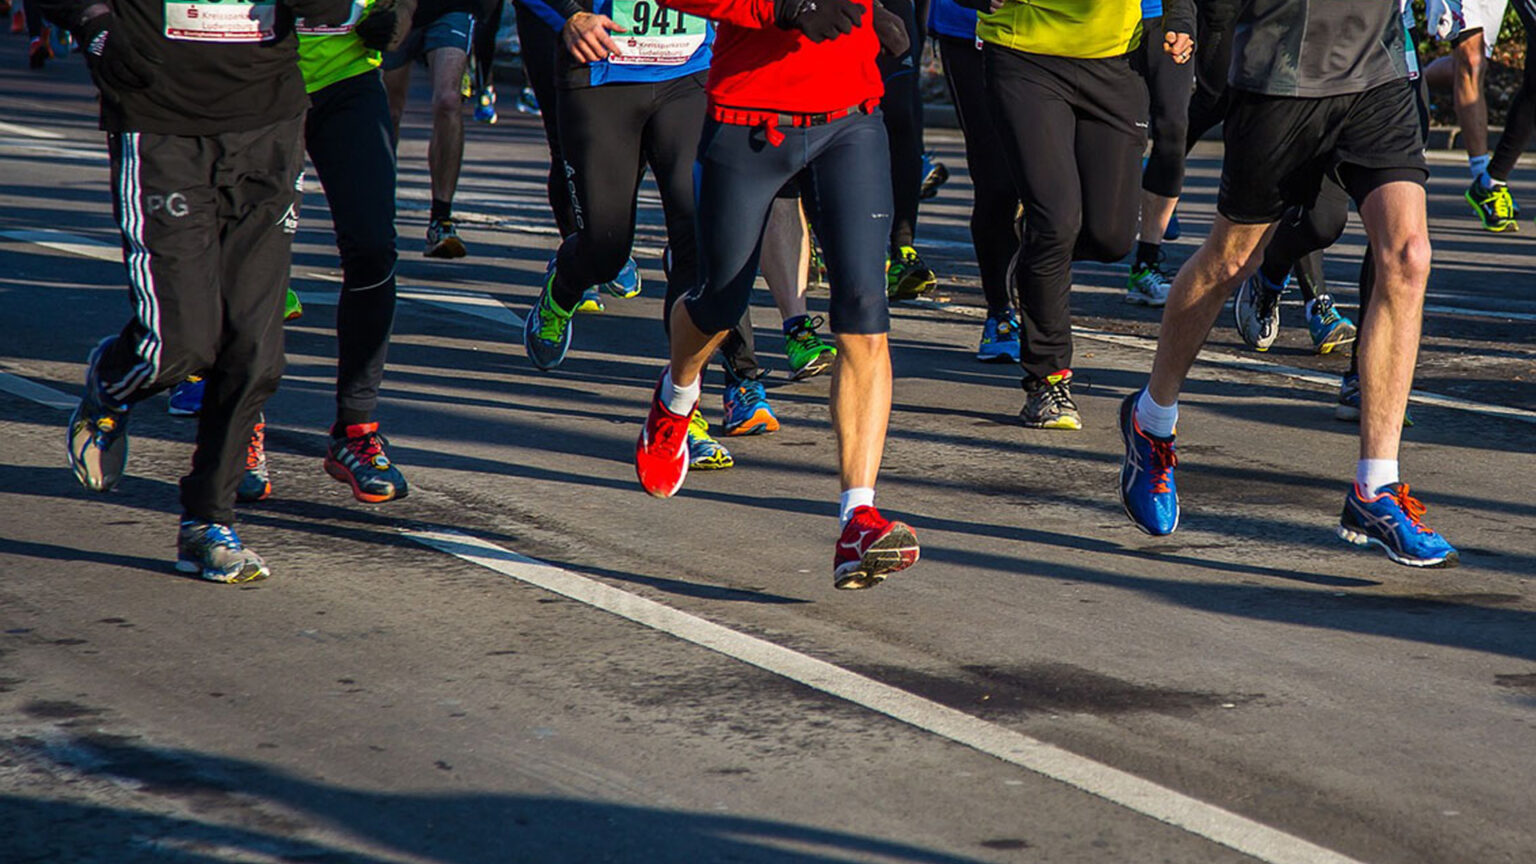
1454;40;1486;78
431;89;461;120
1376;233;1432;287
341;245;398;291
1076;216;1136;263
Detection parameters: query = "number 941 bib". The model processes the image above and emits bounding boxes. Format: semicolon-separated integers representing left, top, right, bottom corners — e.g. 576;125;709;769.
164;0;278;42
609;0;705;66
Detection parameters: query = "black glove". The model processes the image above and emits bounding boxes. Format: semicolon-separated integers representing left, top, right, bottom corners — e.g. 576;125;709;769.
77;13;158;101
871;1;908;56
354;0;399;51
773;0;863;43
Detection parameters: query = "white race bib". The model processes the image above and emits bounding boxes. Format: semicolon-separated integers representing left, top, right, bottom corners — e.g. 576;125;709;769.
164;0;278;42
608;0;705;66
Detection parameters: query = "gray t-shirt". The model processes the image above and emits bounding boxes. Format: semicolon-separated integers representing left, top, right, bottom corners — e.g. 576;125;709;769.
1230;0;1409;98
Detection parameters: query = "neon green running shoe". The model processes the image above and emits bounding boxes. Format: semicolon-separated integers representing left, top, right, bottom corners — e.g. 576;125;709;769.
886;245;937;300
284;287;303;321
1466;180;1518;233
687;409;733;470
784;315;836;380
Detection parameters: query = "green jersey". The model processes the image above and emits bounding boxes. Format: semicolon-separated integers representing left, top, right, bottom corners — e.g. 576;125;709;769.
298;0;380;94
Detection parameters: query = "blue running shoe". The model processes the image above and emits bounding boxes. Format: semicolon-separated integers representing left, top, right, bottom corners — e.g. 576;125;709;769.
176;520;270;583
1306;295;1356;355
1163;211;1181;241
1335;373;1414;427
602;257;642;299
473;85;498;124
1118;391;1179;535
977;309;1021;363
516;86;541;115
167;375;204;417
68;336;131;493
524;263;575;370
1338;483;1459;568
723;377;779;436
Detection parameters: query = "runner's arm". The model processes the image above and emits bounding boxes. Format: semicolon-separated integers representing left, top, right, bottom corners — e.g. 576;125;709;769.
517;0;568;30
1161;0;1194;64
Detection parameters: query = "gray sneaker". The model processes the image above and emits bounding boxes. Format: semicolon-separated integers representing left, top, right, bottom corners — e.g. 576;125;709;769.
1233;273;1282;351
1019;370;1082;430
176;521;270;583
68;336;131;492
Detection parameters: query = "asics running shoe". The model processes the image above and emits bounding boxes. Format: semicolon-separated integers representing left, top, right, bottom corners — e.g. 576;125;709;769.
1465;180;1519;233
919;152;949;200
1306;295;1356;355
636;373;693;497
167;376;204;417
176;521;270;583
1125;256;1173;307
1338;483;1458;568
687;410;734;469
285;287;303;322
68;337;130;493
886;245;937;300
324;422;409;503
1118;391;1179;536
784;315;837;379
977;309;1020;363
524;265;575;371
723;377;778;436
473;85;498;124
601;257;642;299
1234;272;1282;351
833;505;919;590
575;287;605;313
1019;369;1081;430
237;415;271;503
1335;373;1415;427
425;217;467;258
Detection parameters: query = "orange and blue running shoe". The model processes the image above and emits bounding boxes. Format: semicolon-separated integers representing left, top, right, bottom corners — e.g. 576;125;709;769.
1118;391;1179;536
324;422;408;503
1338;483;1458;568
722;377;778;436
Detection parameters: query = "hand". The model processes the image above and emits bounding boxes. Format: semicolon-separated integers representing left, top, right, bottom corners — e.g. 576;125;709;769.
77;13;158;101
871;2;908;56
1426;0;1465;40
773;0;863;43
562;11;625;63
1163;30;1194;65
354;0;399;51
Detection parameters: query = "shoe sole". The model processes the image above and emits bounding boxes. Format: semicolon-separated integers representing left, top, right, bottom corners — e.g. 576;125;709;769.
723;411;780;437
1118;395;1178;537
1019;415;1082;431
1336;524;1459;568
976;350;1019;363
888;277;938;301
1313;323;1357;355
167;406;199;417
424;237;468;259
1466;192;1520;232
834;522;920;590
176;558;270;583
324;457;407;504
791;355;835;379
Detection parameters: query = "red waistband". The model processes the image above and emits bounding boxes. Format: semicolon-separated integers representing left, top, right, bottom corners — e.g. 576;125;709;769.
710;99;880;147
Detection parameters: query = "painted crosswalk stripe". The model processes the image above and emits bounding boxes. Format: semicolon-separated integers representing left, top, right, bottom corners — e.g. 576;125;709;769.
1;229;120;262
0;371;76;410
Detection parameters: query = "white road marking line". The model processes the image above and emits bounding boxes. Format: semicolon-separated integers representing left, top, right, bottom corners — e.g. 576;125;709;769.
0;121;66;140
1;229;120;262
0;371;76;411
1424;303;1536;323
407;528;1366;864
297;276;524;328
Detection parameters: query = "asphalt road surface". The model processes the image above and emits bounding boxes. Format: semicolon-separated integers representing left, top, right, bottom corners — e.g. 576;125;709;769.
1;37;1533;864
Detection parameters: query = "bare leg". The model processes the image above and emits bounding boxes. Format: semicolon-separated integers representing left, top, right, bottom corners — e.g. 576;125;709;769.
426;47;469;207
667;297;730;388
1146;216;1275;404
1138;190;1179;245
761;196;810;322
830;333;892;491
1452;34;1489;159
1354;182;1431;462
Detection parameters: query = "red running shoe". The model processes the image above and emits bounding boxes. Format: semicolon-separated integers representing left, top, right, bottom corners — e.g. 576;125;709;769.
635;373;693;498
833;505;919;590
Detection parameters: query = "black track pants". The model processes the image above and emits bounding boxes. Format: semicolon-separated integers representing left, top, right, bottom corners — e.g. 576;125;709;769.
515;1;576;236
985;45;1145;380
1185;0;1238;151
1490;0;1536;182
306;70;400;429
877;0;924;251
98;115;304;524
1140;15;1194;198
939;34;1017;315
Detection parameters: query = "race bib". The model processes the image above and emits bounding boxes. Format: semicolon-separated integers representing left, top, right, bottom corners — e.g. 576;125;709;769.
164;0;277;42
609;0;706;66
297;0;367;35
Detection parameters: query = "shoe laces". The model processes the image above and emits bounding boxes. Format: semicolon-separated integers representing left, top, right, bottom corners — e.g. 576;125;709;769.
1491;185;1516;220
1389;484;1433;534
1255;285;1280;319
1312;295;1338;324
189;522;241;551
245;423;265;471
535;292;570;341
1147;438;1178;494
734;378;767;405
342;429;389;468
790;315;829;348
1036;379;1077;413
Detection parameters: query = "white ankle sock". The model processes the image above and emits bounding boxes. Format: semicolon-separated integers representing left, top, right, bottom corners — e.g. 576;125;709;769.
1469;154;1492;187
1355;459;1399;496
839;487;875;526
1135;388;1178;438
661;370;700;416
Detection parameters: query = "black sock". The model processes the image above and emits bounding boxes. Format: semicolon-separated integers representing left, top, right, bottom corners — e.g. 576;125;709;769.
1135;241;1161;269
430;198;452;222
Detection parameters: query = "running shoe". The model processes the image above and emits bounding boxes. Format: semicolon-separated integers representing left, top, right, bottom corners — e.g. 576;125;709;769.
424;218;467;258
473;85;498;124
67;337;130;493
10;8;24;33
324;422;409;503
919;152;949;200
1465;180;1518;233
723;377;778;436
832;505;919;590
1125;255;1173;307
1233;272;1282;351
28;33;51;68
1117;391;1179;536
1335;373;1415;427
284;287;303;322
1163;211;1181;241
808;239;827;290
176;521;270;583
237;414;271;503
1019;369;1081;430
977;308;1020;363
524;265;575;371
575;287;605;313
1338;482;1458;568
784;315;837;379
1306;295;1356;355
459;70;472;101
516;86;541;115
687;410;734;469
601;257;642;299
167;375;204;417
636;373;693;497
886;245;937;300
